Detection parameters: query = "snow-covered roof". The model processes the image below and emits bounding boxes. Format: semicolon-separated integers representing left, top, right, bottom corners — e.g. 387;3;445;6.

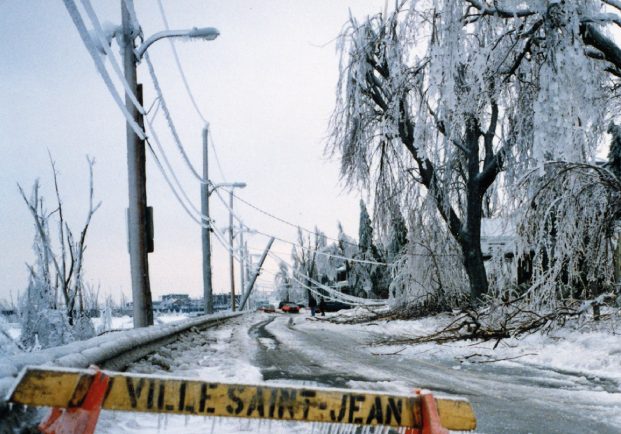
481;217;517;257
481;217;515;238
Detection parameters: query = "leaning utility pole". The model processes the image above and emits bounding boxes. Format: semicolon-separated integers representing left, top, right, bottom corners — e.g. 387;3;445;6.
201;126;214;314
122;2;153;327
239;237;275;310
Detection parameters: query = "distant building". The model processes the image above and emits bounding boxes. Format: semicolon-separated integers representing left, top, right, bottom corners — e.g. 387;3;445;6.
157;294;191;312
161;294;190;302
481;217;516;260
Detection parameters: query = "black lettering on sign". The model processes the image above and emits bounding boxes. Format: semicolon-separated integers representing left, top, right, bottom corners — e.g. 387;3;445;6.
246;387;265;417
386;397;402;426
157;383;166;410
365;397;384;425
178;382;187;412
301;390;316;419
226;387;244;415
330;395;347;422
268;388;278;418
277;389;296;419
348;395;365;424
147;380;156;409
199;383;215;413
126;377;146;408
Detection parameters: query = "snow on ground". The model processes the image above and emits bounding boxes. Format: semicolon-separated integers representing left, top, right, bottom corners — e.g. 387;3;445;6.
0;312;191;351
90;313;192;333
95;309;621;432
321;308;621;386
96;314;339;434
5;308;620;432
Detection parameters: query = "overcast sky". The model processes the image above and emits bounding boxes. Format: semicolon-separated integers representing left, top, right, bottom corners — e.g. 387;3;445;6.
0;1;388;305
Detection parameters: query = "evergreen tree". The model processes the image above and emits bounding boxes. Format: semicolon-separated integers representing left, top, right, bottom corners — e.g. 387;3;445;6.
386;205;408;263
352;200;388;298
358;200;372;252
608;122;621;180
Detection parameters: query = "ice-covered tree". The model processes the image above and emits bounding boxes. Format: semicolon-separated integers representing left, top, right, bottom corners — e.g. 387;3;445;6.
350;200;387;297
274;262;293;302
290;227;326;302
608;122;621;180
358;200;376;256
330;0;619;302
515;159;621;311
17;157;100;348
385;203;408;263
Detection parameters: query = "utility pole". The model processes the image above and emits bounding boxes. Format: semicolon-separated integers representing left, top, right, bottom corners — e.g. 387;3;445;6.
239;223;246;299
239;237;275;310
229;190;236;311
201;126;214;314
122;1;153;327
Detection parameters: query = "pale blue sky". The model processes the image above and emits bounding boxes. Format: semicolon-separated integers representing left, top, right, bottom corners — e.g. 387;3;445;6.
0;1;386;304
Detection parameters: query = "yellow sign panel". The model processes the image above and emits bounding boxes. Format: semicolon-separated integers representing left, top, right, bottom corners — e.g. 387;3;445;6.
8;367;476;430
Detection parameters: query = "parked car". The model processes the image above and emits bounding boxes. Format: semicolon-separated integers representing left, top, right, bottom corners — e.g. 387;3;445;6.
319;301;352;313
256;302;275;313
280;302;300;313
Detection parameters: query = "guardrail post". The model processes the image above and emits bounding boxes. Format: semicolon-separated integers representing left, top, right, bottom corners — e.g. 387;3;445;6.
39;368;109;434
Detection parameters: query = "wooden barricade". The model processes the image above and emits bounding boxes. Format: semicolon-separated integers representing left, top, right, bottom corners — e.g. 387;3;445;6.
7;366;476;433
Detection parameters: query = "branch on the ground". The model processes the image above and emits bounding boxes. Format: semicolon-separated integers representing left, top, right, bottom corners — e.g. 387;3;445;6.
373;299;584;347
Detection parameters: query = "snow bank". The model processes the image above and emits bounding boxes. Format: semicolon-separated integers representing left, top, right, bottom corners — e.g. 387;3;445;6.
310;312;621;389
0;312;243;400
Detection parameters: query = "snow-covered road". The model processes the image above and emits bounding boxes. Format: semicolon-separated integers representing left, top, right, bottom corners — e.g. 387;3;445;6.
94;312;621;433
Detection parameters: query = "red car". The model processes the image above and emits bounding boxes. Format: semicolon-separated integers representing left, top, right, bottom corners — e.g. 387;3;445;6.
280;302;300;313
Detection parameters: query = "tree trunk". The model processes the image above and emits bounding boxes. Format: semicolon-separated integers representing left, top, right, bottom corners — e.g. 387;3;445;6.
462;244;488;301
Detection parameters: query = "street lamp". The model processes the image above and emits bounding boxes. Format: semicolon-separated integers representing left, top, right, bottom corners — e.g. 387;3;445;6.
120;1;219;328
135;27;220;60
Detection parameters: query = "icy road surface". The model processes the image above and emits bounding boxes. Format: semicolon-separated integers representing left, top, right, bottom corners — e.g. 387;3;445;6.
96;312;621;433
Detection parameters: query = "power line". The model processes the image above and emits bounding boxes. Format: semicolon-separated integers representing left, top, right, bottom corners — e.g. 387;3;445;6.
145;117;208;223
80;0;144;115
230;190;363;251
62;0;145;139
210;189;391;266
146;131;241;260
155;0;229;185
145;138;208;228
207;129;228;183
144;52;206;183
67;0;243;271
258;230;390;266
268;252;385;307
156;0;208;125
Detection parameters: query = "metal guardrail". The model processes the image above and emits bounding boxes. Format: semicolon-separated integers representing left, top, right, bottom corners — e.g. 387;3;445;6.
0;311;243;400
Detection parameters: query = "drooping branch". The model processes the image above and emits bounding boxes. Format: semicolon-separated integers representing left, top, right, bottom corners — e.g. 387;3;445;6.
464;0;536;19
580;22;621;71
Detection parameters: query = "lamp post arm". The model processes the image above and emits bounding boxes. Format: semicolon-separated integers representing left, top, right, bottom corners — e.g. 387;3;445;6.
135;27;220;60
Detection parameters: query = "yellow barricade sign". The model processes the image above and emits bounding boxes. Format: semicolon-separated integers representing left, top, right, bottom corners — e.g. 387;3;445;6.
8;366;476;431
